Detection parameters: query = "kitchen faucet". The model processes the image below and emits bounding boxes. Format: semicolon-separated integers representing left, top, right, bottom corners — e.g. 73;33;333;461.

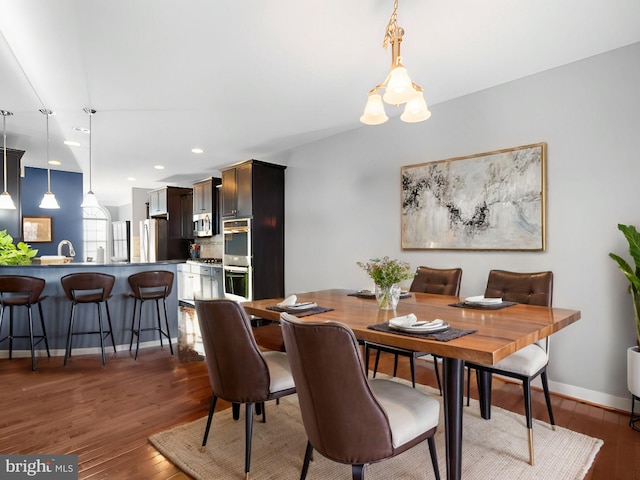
58;240;76;257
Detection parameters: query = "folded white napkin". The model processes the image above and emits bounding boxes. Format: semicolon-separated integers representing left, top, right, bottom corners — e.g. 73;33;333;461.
277;295;297;307
389;314;444;329
465;295;502;304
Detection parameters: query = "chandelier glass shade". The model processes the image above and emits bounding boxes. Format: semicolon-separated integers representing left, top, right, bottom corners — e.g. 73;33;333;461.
0;110;16;210
360;0;431;125
39;108;60;209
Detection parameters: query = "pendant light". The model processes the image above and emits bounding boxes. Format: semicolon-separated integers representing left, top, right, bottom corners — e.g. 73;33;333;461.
39;109;60;209
360;0;431;125
81;108;99;208
0;110;16;210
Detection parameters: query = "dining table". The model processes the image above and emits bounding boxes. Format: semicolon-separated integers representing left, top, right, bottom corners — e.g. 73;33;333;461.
241;288;581;480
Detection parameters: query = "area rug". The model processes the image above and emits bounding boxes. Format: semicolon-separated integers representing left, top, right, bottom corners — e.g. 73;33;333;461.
149;380;603;480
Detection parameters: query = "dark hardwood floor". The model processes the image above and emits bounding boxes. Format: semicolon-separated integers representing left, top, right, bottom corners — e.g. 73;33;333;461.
0;333;638;479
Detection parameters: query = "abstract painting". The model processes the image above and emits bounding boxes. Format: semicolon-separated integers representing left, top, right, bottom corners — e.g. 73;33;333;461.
401;143;546;250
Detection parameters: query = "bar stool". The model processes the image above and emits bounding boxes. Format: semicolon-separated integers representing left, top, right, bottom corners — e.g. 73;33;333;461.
127;270;174;360
61;272;117;366
0;275;50;371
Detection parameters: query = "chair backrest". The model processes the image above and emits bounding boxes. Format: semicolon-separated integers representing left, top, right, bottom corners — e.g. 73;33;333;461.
194;298;273;403
409;266;462;296
0;275;45;305
128;270;174;300
280;313;394;464
60;272;116;302
484;269;553;306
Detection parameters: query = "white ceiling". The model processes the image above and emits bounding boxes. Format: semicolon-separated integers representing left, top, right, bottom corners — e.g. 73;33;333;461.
0;0;638;206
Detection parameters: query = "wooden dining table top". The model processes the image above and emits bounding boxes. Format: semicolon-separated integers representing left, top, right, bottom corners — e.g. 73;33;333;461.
242;289;582;365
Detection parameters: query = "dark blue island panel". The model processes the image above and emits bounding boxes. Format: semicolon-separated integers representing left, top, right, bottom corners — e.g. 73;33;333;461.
0;262;182;357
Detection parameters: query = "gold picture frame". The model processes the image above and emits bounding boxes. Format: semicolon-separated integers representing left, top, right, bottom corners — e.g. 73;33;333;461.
22;216;52;243
401;143;547;251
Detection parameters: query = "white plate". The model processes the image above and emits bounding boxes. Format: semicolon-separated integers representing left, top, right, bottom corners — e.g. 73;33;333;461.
389;322;450;333
464;295;502;306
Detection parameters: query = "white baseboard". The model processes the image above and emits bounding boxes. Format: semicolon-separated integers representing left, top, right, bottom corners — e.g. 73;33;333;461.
0;338;178;360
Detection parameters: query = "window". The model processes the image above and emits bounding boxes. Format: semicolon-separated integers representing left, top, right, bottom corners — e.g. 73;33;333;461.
83;206;111;262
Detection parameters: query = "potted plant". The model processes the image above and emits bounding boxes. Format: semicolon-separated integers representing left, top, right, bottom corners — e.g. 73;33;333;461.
357;256;414;310
0;229;38;265
609;223;640;407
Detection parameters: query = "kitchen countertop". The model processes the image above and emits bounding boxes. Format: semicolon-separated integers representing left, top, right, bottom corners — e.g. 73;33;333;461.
1;259;188;268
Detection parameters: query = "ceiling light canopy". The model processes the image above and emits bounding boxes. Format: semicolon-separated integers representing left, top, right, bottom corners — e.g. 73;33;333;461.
0;110;16;210
360;0;431;125
81;108;100;208
39;109;60;209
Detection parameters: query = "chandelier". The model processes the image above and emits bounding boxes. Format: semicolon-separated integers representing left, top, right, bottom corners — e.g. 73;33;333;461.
360;0;431;125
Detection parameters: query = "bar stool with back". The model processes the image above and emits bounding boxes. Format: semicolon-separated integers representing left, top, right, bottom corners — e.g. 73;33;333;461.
0;275;51;371
61;272;117;366
127;270;174;360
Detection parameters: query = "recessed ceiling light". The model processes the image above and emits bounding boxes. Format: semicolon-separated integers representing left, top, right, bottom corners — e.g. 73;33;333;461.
48;160;61;166
127;177;136;181
191;148;204;154
64;140;81;147
154;165;165;170
73;126;90;134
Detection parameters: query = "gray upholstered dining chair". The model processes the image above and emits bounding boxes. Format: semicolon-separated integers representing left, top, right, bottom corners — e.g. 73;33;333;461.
366;266;462;392
280;312;441;480
195;298;296;480
465;269;555;466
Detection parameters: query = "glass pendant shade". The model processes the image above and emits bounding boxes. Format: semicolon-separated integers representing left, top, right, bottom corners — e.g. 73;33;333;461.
81;191;99;208
0;110;16;209
360;93;389;125
382;66;414;105
39;109;59;209
400;90;432;123
39;191;60;209
0;191;16;209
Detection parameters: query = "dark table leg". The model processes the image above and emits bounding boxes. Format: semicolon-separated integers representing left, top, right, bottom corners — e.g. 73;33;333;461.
476;369;493;419
442;357;464;480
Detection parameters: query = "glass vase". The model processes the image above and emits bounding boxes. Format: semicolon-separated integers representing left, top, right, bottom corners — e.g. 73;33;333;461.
375;284;401;310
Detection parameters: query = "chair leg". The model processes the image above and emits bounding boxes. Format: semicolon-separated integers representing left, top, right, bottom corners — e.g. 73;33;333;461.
96;303;107;365
364;344;371;375
27;306;35;371
8;306;14;359
540;369;556;429
466;365;472;406
232;403;240;420
38;303;51;357
300;441;313;480
104;301;117;353
129;298;138;351
433;355;442;395
351;464;365;480
162;298;174;355
200;395;218;451
372;350;381;378
155;299;164;348
135;299;144;360
409;354;416;388
427;436;441;480
392;353;399;377
522;378;534;466
245;403;254;479
63;304;77;366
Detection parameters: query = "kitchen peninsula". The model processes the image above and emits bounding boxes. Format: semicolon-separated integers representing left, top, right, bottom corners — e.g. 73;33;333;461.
0;261;182;357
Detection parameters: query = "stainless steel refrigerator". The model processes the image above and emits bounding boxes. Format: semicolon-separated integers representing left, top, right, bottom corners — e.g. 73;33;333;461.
140;218;188;262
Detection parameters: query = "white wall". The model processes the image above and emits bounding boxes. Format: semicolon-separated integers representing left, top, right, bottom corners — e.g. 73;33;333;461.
269;42;640;410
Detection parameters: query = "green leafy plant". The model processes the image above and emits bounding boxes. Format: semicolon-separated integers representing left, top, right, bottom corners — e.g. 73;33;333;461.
357;256;414;288
0;229;38;265
609;223;640;346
